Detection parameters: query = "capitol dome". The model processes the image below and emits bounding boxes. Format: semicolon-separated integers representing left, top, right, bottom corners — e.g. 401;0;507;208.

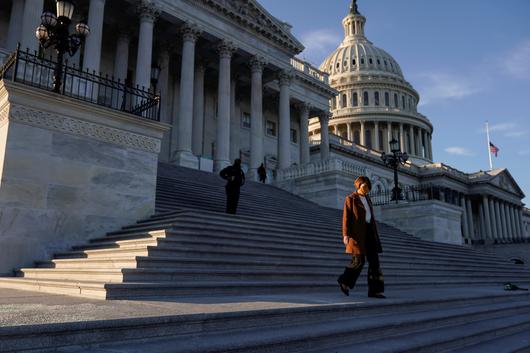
309;0;434;162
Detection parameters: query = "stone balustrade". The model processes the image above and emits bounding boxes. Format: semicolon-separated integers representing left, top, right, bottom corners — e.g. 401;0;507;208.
276;158;366;181
290;57;329;84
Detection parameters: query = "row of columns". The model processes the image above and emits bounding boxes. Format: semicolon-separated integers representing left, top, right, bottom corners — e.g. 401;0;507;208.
328;120;433;159
477;195;525;243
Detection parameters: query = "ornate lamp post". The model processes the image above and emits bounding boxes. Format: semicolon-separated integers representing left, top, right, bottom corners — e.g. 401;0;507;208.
150;65;161;92
381;138;409;204
35;0;90;92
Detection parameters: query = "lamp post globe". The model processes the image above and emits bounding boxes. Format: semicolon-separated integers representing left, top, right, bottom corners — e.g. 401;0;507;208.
35;0;89;92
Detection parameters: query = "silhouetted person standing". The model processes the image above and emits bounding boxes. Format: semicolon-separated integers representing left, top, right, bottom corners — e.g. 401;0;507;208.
257;163;267;183
337;176;385;299
220;159;245;214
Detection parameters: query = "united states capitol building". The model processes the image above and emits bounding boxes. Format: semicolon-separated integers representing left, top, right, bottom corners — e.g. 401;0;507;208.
0;0;529;275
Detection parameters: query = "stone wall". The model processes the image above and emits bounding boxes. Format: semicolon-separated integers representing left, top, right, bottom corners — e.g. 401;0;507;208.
0;81;168;275
373;200;464;245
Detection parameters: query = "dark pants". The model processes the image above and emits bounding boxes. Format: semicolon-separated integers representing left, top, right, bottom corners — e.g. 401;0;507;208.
338;225;384;295
225;186;240;214
259;176;266;183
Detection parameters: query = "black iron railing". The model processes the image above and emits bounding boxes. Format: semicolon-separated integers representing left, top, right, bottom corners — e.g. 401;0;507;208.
370;184;447;206
0;48;160;121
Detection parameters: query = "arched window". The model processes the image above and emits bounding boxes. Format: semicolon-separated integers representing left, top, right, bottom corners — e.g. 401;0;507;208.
353;130;360;144
365;129;372;148
361;58;365;64
352;92;358;107
374;92;380;106
352;58;356;66
402;96;406;109
369;58;373;65
341;94;347;108
377;59;381;65
385;92;390;106
336;62;340;69
394;93;398;108
408;97;412;110
363;91;369;106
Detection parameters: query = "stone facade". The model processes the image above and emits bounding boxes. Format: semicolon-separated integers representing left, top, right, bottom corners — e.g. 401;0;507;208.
0;80;168;275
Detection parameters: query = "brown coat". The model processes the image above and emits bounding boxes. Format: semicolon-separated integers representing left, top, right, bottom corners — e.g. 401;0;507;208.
342;192;383;255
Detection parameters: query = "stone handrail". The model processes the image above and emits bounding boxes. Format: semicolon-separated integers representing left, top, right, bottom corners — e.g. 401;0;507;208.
276;158;366;181
290;57;329;84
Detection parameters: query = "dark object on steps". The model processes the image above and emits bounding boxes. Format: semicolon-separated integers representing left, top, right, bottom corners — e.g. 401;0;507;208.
337;279;349;296
509;258;525;265
504;282;529;291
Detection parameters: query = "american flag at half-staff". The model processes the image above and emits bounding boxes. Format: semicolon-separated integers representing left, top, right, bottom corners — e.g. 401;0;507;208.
489;142;500;157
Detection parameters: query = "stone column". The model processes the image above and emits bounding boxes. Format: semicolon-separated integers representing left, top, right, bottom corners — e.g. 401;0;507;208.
134;2;159;90
466;197;475;241
83;0;106;73
415;129;421;157
488;197;497;241
248;56;266;180
409;125;415;155
214;41;236;172
278;70;292;170
516;208;524;240
21;0;44;53
347;123;352;141
229;76;240;162
360;121;366;146
157;49;171;161
6;0;25;51
113;33;130;82
508;204;517;240
460;195;469;240
420;129;429;159
192;62;206;157
478;202;484;241
399;123;405;152
493;199;503;242
482;195;492;241
386;122;392;153
173;24;201;168
319;114;330;160
501;202;509;241
374;121;380;150
299;103;311;165
191;63;206;156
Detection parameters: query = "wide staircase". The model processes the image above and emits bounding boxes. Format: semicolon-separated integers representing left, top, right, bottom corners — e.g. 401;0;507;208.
0;163;530;352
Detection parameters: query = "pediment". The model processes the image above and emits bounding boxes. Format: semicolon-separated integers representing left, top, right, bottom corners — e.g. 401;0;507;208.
489;169;525;197
194;0;304;54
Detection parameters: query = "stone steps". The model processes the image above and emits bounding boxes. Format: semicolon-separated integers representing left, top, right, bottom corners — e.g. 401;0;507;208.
15;291;530;353
35;255;529;274
18;266;530;283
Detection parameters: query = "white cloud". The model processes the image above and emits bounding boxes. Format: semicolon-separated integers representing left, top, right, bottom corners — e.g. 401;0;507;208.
299;29;340;65
477;122;526;138
412;72;481;106
445;147;475;156
503;40;530;79
504;130;527;137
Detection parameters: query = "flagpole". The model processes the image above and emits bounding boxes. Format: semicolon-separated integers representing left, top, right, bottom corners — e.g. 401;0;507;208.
486;121;493;170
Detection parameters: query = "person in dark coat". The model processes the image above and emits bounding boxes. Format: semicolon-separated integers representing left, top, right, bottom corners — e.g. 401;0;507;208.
257;163;267;183
220;159;245;214
337;176;385;299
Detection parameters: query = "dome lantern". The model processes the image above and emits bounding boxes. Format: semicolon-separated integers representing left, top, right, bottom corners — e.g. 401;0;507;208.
343;0;366;38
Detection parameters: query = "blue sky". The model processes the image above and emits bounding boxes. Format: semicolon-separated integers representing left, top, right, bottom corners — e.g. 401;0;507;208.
260;0;530;204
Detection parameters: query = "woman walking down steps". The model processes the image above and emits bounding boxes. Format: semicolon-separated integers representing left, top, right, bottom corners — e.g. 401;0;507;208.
338;176;386;299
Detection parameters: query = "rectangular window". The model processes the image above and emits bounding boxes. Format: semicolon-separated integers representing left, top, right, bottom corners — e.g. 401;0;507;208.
241;112;251;129
290;128;297;143
266;120;277;137
374;92;380;106
385;92;389;107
